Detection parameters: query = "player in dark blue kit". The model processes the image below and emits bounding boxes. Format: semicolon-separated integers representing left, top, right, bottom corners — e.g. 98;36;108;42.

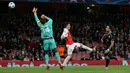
101;25;120;70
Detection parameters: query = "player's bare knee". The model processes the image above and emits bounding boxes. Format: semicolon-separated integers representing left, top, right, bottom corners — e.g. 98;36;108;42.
80;43;83;47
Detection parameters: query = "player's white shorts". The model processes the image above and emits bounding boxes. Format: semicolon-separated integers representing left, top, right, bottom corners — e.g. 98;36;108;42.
66;43;81;55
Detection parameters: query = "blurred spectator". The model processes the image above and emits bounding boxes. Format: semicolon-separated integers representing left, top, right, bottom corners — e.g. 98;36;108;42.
0;6;129;61
57;45;65;58
128;53;130;59
23;56;30;61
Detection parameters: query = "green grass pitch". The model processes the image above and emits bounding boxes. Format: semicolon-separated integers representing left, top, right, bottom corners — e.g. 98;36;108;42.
0;66;129;73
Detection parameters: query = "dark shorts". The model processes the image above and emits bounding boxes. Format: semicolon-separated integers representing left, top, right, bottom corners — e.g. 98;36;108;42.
104;52;112;58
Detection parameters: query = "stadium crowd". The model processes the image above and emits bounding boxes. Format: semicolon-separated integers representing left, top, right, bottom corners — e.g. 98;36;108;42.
0;8;130;61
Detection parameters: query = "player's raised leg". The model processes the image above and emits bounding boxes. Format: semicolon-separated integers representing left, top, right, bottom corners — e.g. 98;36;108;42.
110;56;120;62
105;55;120;70
73;43;96;52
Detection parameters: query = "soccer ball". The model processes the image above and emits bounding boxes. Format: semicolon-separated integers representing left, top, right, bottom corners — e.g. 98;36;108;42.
8;2;15;9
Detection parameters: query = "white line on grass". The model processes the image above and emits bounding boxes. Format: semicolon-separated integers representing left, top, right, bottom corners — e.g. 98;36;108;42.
76;70;107;73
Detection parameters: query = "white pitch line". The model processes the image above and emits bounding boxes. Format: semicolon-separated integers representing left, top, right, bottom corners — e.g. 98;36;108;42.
76;70;107;73
76;71;122;73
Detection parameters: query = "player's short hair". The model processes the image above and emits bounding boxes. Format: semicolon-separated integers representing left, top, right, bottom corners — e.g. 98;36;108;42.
64;22;70;27
106;25;112;30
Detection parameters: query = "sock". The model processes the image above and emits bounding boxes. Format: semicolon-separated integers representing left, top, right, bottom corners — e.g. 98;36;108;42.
45;54;49;66
63;55;71;66
105;59;110;67
55;52;61;62
82;45;93;51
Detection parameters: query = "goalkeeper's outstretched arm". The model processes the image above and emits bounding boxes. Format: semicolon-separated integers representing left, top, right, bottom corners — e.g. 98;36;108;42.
32;7;41;26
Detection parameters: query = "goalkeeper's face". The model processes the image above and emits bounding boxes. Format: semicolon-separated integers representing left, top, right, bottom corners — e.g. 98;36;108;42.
40;15;46;24
40;14;47;24
66;24;71;30
40;18;46;24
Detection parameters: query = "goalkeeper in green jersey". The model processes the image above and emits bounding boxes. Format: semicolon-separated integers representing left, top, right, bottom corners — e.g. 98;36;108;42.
32;7;63;70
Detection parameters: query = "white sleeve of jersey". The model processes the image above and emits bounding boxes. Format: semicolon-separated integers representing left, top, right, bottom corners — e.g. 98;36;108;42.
61;28;68;39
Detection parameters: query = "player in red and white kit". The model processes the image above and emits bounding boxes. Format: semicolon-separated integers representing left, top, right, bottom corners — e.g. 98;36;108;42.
61;23;96;67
